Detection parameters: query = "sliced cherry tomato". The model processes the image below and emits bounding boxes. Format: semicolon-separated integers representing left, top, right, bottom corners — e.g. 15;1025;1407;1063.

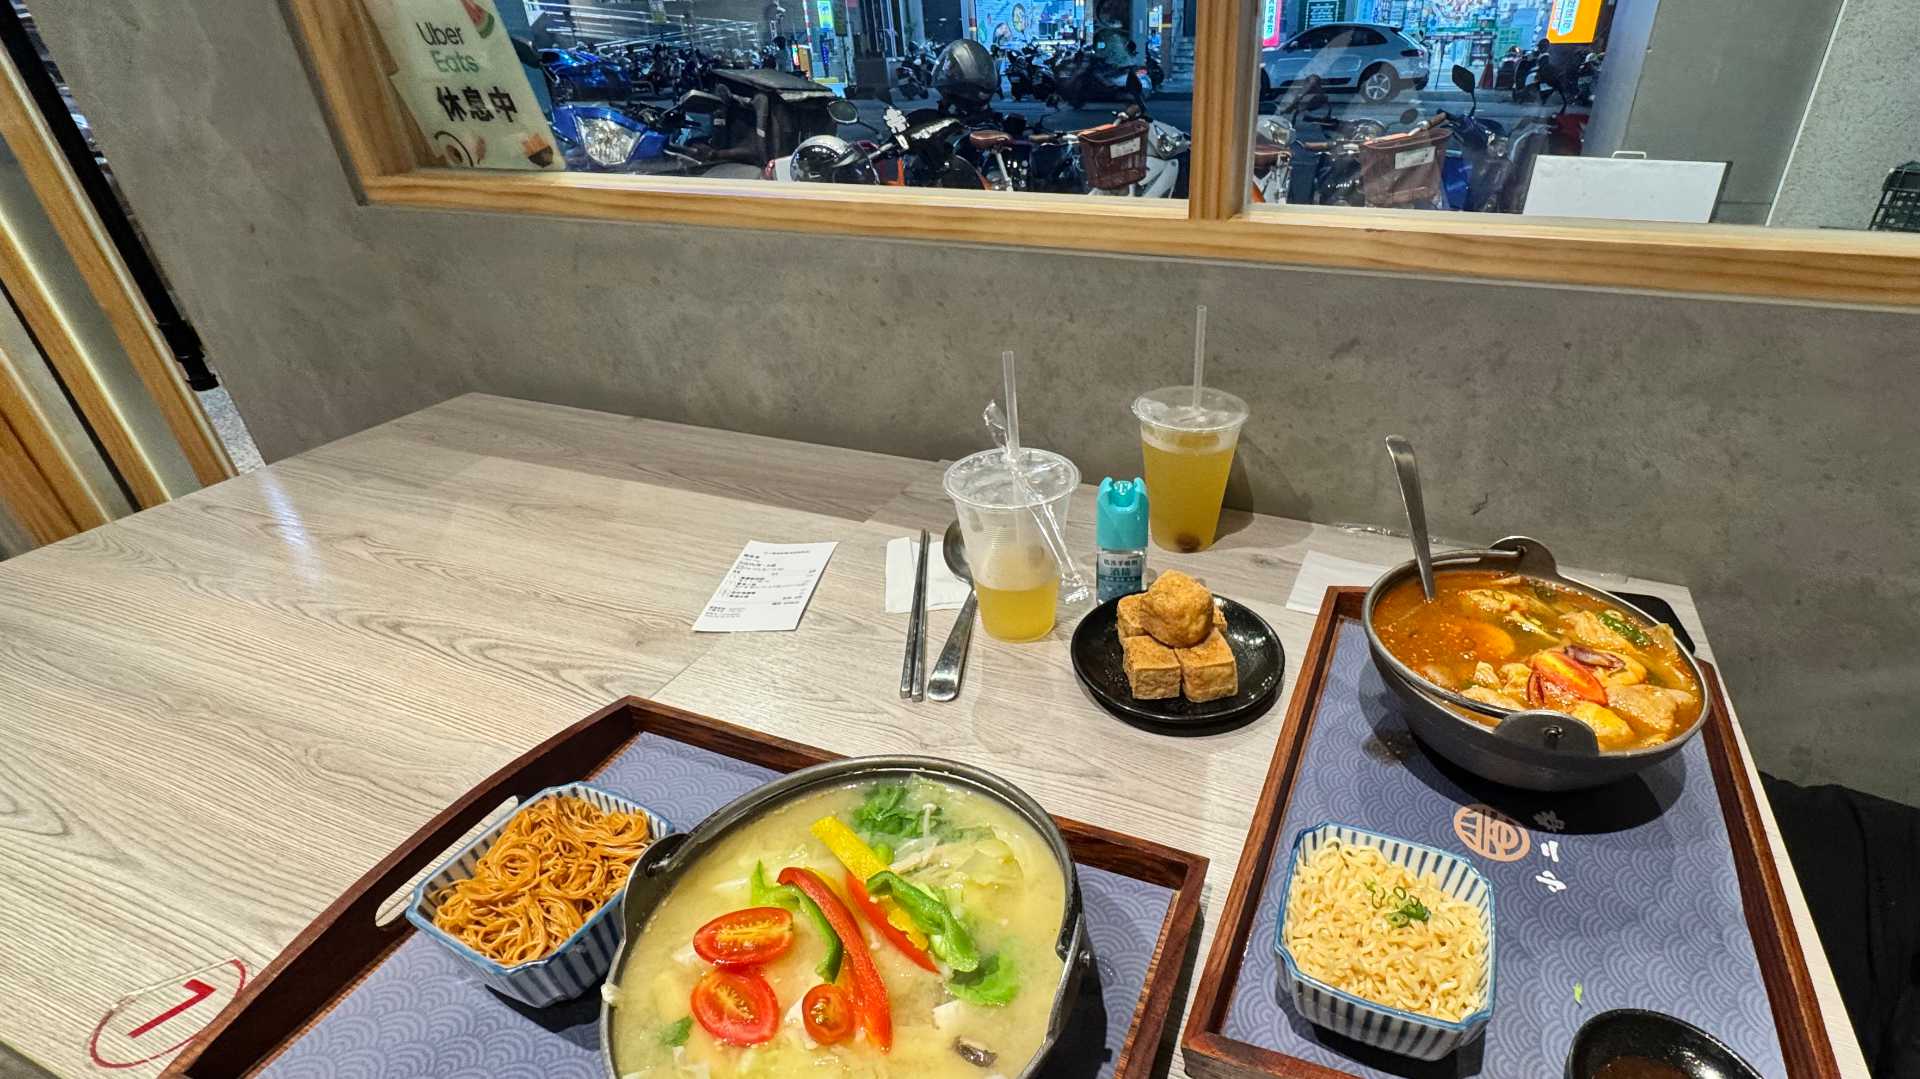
845;870;938;972
1527;650;1607;708
689;967;779;1046
692;906;794;967
802;982;856;1045
779;866;891;1052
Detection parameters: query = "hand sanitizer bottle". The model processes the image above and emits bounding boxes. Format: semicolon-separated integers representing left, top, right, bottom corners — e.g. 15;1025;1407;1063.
1096;477;1149;603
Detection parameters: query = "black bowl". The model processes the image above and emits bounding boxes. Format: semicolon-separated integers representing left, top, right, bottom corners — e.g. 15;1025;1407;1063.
1070;594;1284;733
1565;1009;1765;1079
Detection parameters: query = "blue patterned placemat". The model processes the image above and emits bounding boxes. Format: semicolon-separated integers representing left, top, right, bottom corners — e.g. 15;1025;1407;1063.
1221;619;1787;1078
263;733;1173;1079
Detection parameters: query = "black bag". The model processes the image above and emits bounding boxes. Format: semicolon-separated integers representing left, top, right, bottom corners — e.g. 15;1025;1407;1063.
706;69;839;164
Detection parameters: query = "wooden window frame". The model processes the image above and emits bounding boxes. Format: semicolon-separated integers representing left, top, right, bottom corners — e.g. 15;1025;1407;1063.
288;0;1920;308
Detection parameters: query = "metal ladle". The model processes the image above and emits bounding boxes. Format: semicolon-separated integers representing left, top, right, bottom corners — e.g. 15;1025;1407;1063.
927;520;976;702
1385;435;1437;601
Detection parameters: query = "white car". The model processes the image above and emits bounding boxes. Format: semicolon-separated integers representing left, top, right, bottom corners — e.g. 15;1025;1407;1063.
1260;23;1430;104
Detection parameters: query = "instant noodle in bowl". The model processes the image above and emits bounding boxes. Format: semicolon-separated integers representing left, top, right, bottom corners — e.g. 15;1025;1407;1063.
1272;822;1495;1060
406;782;672;1007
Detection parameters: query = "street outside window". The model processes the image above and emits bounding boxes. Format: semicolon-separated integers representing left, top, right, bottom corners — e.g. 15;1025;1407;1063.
372;0;1200;200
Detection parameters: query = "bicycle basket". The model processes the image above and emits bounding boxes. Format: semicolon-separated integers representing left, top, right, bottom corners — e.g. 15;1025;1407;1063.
1079;118;1150;191
1357;125;1450;208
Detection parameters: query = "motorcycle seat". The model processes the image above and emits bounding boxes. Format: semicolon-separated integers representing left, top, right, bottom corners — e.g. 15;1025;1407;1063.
968;130;1014;151
1030;131;1066;146
1253;139;1288;168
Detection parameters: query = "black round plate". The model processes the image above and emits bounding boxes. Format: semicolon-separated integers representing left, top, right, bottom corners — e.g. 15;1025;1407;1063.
1565;1009;1765;1079
1070;594;1285;733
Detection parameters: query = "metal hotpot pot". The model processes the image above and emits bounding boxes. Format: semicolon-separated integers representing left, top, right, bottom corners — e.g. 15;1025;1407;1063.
598;756;1088;1077
1363;536;1713;791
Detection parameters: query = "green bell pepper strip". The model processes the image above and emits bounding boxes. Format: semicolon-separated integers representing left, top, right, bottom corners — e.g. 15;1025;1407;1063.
863;870;980;973
751;861;843;981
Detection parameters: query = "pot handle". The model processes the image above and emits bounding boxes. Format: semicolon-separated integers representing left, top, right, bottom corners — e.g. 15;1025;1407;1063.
1488;535;1560;578
1492;709;1599;755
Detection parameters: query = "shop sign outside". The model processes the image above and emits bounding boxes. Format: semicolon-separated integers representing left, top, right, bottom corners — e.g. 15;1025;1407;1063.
374;0;561;171
1545;0;1601;43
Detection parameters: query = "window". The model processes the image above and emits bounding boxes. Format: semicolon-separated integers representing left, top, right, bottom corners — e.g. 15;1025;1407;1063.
368;0;1207;200
287;0;1920;307
1244;0;1920;234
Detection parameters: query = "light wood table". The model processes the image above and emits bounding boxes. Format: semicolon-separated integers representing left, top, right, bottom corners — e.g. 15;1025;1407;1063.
0;394;1866;1078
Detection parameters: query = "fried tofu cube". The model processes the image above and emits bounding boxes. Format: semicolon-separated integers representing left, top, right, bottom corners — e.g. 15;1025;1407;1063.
1121;634;1182;699
1141;570;1213;648
1176;629;1238;703
1116;594;1149;639
1212;602;1227;632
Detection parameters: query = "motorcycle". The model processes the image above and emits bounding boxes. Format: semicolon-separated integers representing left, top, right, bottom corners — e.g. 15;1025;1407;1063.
1051;48;1145;109
1435;64;1512;213
771;99;987;188
1003;45;1056;102
1085;103;1187;197
893;43;937;100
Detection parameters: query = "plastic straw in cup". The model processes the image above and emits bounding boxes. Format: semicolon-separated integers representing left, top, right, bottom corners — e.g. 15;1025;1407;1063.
1191;304;1207;408
1001;349;1020;464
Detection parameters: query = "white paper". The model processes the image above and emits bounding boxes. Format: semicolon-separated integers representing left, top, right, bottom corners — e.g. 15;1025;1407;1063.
1285;551;1391;614
884;537;970;613
693;541;837;632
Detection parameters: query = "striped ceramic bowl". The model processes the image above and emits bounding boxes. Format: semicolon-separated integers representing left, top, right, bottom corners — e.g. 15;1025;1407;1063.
1272;822;1497;1061
406;782;672;1008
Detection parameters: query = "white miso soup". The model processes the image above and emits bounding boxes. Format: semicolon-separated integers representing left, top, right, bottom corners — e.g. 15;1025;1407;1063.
608;778;1068;1078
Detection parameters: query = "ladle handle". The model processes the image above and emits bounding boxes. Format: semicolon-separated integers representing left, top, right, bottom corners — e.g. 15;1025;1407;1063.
1385;435;1437;602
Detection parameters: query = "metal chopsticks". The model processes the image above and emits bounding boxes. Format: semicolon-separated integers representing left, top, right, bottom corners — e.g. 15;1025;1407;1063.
899;528;929;701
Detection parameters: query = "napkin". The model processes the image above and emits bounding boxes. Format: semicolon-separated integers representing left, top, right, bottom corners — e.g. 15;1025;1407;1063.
1285;552;1391;614
884;536;970;613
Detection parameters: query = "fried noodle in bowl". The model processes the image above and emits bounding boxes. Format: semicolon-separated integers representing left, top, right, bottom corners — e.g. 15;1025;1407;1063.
1283;839;1489;1022
431;795;656;965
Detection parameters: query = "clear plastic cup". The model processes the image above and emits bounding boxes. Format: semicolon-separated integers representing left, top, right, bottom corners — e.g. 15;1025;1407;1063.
943;447;1080;642
1132;386;1249;553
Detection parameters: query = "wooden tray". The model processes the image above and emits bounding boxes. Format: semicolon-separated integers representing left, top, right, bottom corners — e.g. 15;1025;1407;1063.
1180;588;1839;1079
166;697;1207;1078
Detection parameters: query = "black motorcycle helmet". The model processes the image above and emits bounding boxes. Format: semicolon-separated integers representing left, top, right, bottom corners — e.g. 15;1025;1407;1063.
932;39;997;108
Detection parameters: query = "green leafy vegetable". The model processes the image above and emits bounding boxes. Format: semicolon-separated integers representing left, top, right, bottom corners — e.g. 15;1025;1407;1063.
662;1016;693;1046
865;870;980;972
947;951;1021;1006
751;861;843;981
848;782;983;846
1600;610;1652;648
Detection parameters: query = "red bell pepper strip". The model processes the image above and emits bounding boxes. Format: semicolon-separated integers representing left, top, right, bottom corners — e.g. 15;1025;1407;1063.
779;866;892;1052
845;870;939;972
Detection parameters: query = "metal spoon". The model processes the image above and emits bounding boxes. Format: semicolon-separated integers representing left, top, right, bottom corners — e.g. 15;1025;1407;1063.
1385;435;1437;601
927;520;976;702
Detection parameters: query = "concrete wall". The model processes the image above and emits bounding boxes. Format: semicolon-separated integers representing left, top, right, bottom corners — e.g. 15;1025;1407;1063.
28;0;1920;804
1608;0;1843;223
1770;0;1920;230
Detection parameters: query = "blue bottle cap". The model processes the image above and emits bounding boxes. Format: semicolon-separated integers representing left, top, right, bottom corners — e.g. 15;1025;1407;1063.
1097;477;1149;549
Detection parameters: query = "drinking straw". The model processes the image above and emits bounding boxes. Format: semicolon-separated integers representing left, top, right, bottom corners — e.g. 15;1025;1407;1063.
1001;349;1020;466
1191;304;1207;408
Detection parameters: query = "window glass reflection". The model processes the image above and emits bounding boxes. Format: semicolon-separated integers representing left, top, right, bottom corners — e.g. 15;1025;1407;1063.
1250;5;1599;215
393;0;1202;199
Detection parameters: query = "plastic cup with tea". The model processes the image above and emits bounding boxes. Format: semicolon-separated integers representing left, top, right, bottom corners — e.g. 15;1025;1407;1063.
943;448;1080;641
1132;386;1249;553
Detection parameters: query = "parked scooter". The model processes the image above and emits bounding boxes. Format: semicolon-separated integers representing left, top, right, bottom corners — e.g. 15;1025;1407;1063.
1085;103;1187;197
1435;64;1512;213
773;99;987;188
893;43;937;100
1050;48;1145;109
1002;44;1057;102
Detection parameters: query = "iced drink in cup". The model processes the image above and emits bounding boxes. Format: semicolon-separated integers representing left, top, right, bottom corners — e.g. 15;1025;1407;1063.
943;447;1080;642
1132;387;1249;552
